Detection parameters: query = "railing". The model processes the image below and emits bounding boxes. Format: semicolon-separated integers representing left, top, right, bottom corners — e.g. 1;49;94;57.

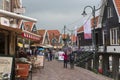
75;49;95;67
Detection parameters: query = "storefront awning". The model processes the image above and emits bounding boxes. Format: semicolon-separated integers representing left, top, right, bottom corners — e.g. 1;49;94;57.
21;30;40;41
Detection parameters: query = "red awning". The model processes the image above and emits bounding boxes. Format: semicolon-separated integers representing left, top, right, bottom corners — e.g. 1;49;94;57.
21;30;40;41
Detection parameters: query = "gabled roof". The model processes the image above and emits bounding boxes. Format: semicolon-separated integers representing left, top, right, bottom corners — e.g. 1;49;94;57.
37;29;47;44
38;29;46;36
77;26;84;33
18;19;23;29
47;30;60;44
62;34;68;39
18;20;35;32
24;22;34;32
71;35;77;42
113;0;120;22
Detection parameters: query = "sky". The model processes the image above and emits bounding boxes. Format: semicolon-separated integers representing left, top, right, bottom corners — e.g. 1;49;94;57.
22;0;101;33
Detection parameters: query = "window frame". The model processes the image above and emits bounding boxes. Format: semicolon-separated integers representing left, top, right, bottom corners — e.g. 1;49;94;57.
107;7;113;18
110;27;119;45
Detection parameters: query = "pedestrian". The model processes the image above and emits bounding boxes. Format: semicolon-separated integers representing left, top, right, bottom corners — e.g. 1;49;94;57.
47;52;50;61
18;48;27;58
62;51;68;68
49;50;53;61
69;52;75;69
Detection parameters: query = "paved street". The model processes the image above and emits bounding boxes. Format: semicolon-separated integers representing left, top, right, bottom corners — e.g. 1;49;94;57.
32;60;113;80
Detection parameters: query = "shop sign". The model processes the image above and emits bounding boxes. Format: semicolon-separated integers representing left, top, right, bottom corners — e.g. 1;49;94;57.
22;32;40;40
0;56;14;80
0;17;10;26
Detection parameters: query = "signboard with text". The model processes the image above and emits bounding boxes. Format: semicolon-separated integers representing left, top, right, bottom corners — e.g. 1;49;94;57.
0;56;13;80
37;55;44;67
0;17;10;26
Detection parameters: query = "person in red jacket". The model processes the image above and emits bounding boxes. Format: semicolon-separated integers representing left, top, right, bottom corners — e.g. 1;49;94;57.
62;51;68;68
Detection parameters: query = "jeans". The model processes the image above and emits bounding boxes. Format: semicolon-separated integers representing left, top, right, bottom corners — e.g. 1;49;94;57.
64;60;68;68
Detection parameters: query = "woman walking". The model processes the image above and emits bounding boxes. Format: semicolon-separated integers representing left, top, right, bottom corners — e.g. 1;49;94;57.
62;51;68;68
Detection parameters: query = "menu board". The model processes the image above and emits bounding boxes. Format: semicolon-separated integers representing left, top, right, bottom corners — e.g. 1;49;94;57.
0;56;13;80
37;55;44;67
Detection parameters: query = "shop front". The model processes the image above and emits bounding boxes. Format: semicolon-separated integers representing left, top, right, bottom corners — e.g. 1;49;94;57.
0;17;22;55
17;30;40;50
0;4;38;80
0;9;37;56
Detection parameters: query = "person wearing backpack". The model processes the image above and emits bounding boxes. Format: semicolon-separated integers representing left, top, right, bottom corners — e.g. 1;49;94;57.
69;52;75;69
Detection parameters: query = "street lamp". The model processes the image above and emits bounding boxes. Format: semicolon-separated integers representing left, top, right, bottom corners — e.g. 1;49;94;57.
82;5;98;71
63;25;66;47
82;6;96;51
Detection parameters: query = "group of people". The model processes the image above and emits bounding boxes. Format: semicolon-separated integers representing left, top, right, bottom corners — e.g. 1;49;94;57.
62;50;75;69
17;47;45;60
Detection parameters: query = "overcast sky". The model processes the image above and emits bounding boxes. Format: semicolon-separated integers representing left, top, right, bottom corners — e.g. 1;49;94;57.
23;0;101;33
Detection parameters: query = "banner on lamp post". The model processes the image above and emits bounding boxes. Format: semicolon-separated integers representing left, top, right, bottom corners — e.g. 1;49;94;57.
83;19;92;39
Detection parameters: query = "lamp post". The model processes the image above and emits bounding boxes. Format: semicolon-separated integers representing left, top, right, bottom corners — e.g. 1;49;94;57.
82;6;96;51
82;6;98;71
63;25;66;47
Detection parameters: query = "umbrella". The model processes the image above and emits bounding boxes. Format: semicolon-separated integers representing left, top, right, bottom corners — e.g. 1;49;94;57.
38;48;44;51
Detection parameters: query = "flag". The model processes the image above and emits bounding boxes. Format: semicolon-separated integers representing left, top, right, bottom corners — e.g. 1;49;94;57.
84;19;92;39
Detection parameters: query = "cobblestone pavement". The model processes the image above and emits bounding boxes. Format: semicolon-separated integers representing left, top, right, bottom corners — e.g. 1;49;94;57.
32;60;113;80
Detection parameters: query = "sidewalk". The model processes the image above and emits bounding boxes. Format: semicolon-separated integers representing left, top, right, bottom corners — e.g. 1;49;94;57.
32;60;113;80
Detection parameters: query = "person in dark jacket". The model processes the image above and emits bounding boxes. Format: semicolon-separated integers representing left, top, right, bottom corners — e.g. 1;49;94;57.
18;48;27;58
69;52;75;69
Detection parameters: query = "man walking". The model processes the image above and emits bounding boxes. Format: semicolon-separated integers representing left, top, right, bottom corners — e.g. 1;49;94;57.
69;52;75;69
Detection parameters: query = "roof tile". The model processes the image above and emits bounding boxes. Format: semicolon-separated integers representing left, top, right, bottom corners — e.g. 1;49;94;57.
115;0;120;15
